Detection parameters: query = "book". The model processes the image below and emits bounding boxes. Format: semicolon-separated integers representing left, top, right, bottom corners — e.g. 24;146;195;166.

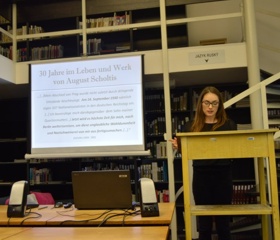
151;162;158;182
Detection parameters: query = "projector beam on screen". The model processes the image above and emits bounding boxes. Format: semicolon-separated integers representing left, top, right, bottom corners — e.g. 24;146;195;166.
27;54;147;159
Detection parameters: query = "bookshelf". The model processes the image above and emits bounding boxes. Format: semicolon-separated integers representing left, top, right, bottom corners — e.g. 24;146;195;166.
266;85;280;130
0;157;141;201
144;82;256;238
0;98;28;197
0;1;189;62
0;1;260;239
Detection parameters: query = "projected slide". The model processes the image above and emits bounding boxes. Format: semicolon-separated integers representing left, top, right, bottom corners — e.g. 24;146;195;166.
29;55;146;157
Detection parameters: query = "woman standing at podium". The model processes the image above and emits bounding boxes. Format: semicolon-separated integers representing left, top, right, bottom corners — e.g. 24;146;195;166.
170;86;237;240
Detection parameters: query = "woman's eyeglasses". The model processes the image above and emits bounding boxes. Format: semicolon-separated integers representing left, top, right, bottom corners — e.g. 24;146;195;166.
202;101;219;107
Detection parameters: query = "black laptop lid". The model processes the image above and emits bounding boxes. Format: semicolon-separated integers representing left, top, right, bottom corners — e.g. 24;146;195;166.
72;170;133;209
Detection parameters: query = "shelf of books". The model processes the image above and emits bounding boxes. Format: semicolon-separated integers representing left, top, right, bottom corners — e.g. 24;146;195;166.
0;2;256;239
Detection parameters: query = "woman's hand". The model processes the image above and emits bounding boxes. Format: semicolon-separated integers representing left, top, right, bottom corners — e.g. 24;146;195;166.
169;137;178;150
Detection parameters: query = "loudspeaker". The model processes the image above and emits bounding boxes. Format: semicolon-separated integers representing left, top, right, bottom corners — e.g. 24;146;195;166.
138;178;159;217
7;180;28;218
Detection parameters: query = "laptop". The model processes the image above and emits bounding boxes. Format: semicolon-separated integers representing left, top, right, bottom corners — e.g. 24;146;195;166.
71;170;133;210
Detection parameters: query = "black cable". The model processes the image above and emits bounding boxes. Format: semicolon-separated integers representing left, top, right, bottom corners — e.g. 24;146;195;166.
20;212;42;225
98;212;127;227
58;208;140;226
7;209;40;226
122;209;141;226
98;209;141;227
59;209;115;226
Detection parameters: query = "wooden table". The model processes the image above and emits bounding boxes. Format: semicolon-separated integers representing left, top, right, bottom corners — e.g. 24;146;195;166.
0;227;31;239
0;226;170;240
0;202;174;227
177;129;280;240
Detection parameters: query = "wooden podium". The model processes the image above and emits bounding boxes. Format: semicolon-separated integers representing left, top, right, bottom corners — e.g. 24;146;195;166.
177;129;280;240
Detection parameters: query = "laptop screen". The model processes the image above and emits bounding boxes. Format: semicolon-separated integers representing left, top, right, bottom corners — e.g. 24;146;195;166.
72;170;133;210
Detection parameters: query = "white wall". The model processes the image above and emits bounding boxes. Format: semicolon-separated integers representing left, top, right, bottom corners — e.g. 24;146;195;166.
0;54;15;83
186;0;243;46
255;0;280;75
187;0;280;76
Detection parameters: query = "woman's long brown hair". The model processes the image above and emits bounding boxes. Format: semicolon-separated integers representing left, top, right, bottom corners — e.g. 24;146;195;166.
191;86;228;132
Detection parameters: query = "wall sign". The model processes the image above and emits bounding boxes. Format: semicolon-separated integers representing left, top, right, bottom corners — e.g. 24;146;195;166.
189;49;225;65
